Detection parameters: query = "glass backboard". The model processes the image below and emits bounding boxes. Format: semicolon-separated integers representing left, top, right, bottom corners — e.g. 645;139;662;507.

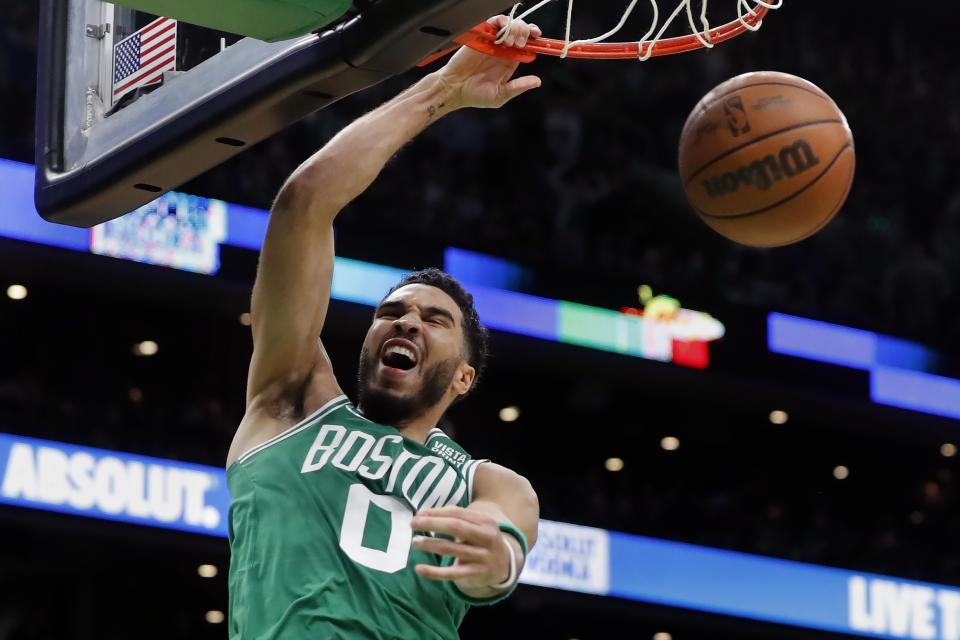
35;0;507;227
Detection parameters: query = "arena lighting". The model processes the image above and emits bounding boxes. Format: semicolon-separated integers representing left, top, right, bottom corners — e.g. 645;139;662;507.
443;247;532;291
205;611;225;624
834;465;850;480
6;284;27;300
498;406;520;423
769;410;789;425
239;312;252;326
88;191;228;274
133;341;159;357
769;312;960;420
661;437;680;451
0;158;725;370
605;457;624;472
941;443;957;458
197;564;218;578
8;433;960;640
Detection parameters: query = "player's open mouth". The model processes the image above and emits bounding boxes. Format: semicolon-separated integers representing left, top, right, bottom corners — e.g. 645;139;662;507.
380;338;420;375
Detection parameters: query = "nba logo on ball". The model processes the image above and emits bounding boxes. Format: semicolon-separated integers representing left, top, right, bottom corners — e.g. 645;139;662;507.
723;96;751;137
679;71;856;248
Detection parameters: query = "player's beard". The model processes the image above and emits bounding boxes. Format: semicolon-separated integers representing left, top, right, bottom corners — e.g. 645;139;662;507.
356;346;459;426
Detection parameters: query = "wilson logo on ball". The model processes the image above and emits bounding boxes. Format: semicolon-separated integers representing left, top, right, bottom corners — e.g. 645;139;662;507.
702;139;821;198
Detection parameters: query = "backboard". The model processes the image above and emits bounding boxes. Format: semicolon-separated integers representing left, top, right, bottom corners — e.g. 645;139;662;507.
35;0;507;227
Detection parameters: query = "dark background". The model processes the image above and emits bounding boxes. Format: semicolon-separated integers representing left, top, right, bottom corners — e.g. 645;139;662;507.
2;1;959;638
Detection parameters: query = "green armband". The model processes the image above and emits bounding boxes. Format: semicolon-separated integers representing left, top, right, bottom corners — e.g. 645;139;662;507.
447;522;529;606
496;522;529;556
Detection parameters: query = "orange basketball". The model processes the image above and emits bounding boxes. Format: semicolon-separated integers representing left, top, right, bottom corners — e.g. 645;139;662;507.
678;71;855;247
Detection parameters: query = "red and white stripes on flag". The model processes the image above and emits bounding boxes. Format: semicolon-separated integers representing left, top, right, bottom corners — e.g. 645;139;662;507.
111;17;177;107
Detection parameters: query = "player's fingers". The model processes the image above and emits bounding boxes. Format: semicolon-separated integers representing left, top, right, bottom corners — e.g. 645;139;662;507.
488;16;537;46
488;15;512;43
416;506;492;526
510;21;529;48
410;515;489;543
502;75;542;103
412;536;488;563
513;19;538;46
498;60;521;84
414;563;486;581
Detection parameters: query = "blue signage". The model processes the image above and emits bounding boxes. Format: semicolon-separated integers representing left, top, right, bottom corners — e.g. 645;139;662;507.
4;431;960;640
769;312;960;421
4;158;958;417
606;532;960;640
0;433;229;537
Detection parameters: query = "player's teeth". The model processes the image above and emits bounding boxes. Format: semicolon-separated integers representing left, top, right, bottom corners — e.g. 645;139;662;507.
386;345;417;363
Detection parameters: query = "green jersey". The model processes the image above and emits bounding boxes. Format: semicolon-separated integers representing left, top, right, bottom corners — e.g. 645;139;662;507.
227;395;488;640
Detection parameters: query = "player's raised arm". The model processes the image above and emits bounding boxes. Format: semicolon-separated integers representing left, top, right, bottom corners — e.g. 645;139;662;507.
244;18;542;409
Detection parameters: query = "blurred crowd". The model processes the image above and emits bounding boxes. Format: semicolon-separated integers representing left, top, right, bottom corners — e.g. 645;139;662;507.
2;0;960;598
3;280;960;589
187;2;959;352
3;1;959;349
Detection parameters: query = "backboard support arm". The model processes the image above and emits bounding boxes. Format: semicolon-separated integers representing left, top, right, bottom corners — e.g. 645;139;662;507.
35;0;508;227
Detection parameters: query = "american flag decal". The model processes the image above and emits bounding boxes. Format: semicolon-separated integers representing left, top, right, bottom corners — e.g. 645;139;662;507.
112;17;177;106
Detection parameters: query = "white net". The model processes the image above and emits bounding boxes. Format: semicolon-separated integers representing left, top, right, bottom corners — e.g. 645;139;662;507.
496;0;783;60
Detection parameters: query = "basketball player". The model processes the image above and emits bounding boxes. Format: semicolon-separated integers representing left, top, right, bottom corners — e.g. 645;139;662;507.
225;15;542;640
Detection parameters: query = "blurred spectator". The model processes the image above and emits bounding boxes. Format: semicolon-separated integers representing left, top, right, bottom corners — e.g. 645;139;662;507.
4;2;959;349
2;0;960;591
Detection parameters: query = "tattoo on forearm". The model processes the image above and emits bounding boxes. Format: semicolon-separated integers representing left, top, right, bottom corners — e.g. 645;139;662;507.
427;102;445;119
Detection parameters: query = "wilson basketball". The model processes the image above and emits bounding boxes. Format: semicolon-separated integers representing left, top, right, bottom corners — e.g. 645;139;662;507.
678;71;855;247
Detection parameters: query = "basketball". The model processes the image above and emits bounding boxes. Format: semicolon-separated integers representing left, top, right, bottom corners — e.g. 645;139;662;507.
678;71;855;247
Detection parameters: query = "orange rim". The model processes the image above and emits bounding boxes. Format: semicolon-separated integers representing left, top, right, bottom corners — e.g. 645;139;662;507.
443;5;770;62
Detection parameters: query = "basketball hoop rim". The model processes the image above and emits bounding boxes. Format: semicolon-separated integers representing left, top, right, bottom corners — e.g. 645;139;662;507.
453;4;770;61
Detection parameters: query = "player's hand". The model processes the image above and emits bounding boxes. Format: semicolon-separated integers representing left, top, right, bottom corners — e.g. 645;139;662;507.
436;16;542;110
410;506;516;594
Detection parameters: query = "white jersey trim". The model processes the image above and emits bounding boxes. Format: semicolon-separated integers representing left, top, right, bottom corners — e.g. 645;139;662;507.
235;395;349;465
344;410;448;446
344;405;374;424
335;405;483;504
425;428;447;443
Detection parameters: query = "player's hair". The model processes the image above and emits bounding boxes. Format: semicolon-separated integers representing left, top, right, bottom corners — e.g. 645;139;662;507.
383;268;489;396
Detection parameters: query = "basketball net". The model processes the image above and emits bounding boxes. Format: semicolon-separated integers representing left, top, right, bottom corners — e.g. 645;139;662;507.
419;0;782;65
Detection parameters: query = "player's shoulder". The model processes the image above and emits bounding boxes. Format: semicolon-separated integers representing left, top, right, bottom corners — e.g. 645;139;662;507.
473;461;535;498
274;392;355;427
424;426;463;450
474;461;529;483
227;392;353;468
418;426;474;468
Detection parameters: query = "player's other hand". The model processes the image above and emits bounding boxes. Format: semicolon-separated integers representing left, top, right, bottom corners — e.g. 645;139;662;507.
410;506;516;596
437;16;542;110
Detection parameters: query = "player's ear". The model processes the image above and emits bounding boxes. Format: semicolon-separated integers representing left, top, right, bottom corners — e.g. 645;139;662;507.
452;361;476;397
